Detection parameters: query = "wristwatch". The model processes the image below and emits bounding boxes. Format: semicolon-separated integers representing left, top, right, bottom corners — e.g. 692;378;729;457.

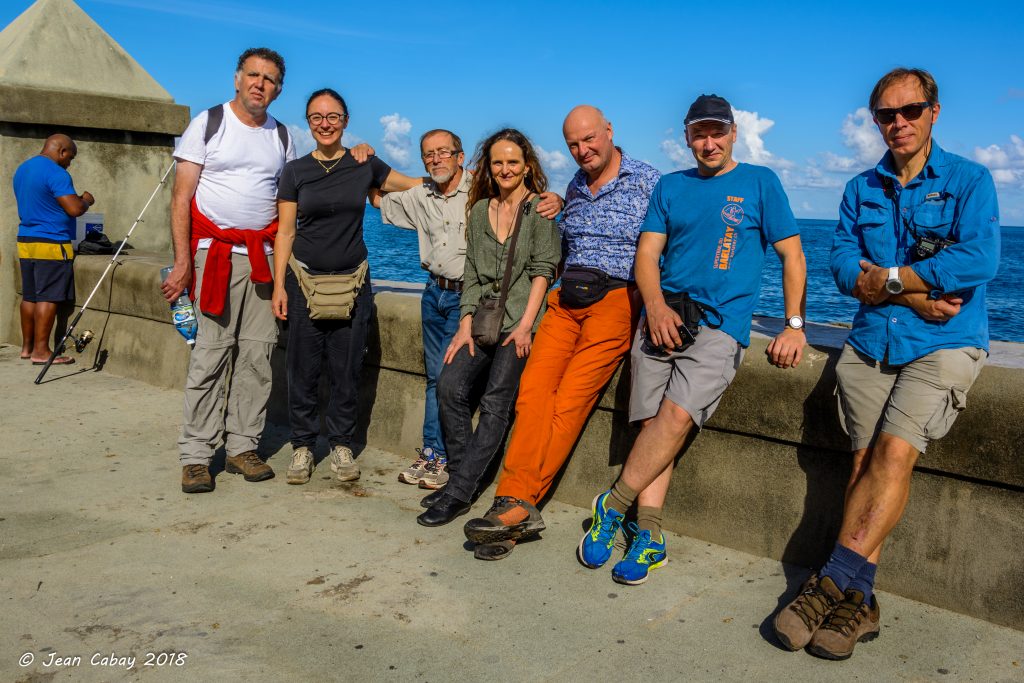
785;315;805;330
884;266;904;295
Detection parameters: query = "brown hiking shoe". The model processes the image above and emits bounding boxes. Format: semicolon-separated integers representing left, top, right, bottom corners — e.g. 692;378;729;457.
807;590;881;660
463;496;545;545
225;451;275;482
773;573;843;651
181;464;213;493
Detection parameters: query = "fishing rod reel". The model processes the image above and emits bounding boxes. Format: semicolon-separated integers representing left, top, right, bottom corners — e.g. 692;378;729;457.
71;329;95;354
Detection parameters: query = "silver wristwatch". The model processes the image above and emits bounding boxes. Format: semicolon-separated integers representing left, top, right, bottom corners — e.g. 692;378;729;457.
786;315;805;330
884;266;904;295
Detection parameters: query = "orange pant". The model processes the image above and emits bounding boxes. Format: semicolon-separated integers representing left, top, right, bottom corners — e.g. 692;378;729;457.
496;285;640;504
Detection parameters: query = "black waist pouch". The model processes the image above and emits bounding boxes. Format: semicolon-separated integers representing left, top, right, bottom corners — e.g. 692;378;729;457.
559;266;627;308
654;290;723;351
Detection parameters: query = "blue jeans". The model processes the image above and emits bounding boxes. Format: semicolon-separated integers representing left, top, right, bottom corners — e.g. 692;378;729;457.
421;278;462;456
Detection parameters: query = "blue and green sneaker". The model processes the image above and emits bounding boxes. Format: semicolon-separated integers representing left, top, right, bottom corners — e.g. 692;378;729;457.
612;523;667;585
577;490;626;569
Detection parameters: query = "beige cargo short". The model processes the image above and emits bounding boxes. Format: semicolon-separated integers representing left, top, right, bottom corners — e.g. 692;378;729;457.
835;344;986;453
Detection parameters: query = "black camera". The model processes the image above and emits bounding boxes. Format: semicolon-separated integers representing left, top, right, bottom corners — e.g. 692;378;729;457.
641;292;720;355
910;235;954;263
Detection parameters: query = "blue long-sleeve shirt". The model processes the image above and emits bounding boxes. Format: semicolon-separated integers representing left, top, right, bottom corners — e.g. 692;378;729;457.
830;142;1000;365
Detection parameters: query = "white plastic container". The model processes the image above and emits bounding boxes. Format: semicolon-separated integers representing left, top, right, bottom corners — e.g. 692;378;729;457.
74;212;104;249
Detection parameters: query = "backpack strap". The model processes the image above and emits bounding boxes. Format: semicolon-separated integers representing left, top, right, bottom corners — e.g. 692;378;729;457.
203;104;224;146
203;103;290;153
275;120;289;152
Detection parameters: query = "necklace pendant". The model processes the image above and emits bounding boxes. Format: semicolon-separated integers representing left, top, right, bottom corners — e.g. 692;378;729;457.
492;282;500;292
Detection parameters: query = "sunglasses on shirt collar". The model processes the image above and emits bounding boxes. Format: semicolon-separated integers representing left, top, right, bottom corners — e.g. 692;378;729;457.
873;101;933;125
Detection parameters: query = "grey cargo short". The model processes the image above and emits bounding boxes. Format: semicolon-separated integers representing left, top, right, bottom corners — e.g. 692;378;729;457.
629;322;744;427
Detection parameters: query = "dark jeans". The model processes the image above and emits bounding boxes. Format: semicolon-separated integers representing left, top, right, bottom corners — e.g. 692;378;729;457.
285;268;373;449
437;332;528;503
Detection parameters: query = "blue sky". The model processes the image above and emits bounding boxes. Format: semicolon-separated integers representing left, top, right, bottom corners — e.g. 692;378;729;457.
5;0;1023;222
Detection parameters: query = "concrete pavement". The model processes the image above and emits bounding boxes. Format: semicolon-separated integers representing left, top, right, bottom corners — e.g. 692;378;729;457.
2;344;1022;682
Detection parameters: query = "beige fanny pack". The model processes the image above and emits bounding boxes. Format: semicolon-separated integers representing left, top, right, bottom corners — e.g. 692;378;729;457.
289;256;368;320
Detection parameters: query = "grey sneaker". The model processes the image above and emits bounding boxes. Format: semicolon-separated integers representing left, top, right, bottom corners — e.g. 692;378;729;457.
329;445;360;482
398;447;435;485
418;454;449;490
286;446;314;485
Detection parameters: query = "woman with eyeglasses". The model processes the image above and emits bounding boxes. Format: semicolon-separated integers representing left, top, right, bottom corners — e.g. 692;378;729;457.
416;128;560;528
272;88;422;486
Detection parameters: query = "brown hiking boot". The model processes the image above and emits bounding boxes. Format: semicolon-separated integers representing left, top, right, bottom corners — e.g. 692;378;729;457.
181;464;213;493
807;590;881;660
773;573;843;651
463;496;545;545
225;451;275;482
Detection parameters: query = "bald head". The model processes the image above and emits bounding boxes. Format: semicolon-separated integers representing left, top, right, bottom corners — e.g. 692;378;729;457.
41;134;78;169
563;105;608;135
563;104;618;180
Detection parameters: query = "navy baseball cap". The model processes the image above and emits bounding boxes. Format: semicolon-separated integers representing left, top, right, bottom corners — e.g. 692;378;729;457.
684;94;734;126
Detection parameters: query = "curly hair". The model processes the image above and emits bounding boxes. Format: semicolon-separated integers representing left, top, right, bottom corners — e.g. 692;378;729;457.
236;47;286;84
466;128;548;217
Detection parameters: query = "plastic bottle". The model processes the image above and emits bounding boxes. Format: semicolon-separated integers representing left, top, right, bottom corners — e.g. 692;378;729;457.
160;266;197;348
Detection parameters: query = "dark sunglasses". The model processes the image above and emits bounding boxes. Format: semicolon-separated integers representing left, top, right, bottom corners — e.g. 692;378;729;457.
873;101;933;125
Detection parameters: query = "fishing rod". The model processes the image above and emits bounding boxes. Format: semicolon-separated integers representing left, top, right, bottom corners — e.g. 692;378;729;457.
34;161;176;385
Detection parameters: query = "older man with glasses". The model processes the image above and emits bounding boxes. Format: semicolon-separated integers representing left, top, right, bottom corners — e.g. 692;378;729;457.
372;130;562;501
773;67;1001;661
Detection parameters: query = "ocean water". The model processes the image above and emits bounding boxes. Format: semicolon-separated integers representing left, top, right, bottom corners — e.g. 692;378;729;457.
362;209;1024;343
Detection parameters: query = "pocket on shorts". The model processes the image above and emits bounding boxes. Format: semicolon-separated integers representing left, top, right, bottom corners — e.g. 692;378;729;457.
923;386;967;441
834;383;851;436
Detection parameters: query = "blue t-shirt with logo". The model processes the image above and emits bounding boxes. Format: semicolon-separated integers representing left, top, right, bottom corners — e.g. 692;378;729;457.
641;163;798;347
13;155;77;241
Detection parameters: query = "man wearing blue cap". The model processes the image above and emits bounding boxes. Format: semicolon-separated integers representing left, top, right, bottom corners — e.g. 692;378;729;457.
577;94;808;585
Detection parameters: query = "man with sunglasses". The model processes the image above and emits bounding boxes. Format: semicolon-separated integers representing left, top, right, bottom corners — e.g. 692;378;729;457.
774;68;1000;660
373;131;562;511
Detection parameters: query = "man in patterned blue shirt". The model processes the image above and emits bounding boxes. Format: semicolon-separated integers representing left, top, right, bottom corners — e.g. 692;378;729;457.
462;105;661;560
775;67;1000;661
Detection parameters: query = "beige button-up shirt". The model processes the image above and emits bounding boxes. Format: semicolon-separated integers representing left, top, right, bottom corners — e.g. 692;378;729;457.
379;169;470;280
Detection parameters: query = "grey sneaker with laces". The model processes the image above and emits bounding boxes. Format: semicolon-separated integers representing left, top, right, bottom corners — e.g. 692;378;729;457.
329;445;360;482
398;447;435;485
417;454;449;490
286;446;314;485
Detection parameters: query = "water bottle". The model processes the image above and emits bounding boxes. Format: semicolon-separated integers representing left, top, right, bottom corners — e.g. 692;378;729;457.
161;266;198;347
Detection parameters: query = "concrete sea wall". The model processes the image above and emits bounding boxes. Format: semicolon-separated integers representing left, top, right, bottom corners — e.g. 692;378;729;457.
9;253;1024;631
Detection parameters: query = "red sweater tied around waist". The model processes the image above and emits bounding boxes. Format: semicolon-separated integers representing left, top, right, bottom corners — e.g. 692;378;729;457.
189;198;278;316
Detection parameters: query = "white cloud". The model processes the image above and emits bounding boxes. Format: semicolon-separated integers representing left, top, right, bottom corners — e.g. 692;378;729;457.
731;109;793;170
379;113;413;168
974;134;1024;187
821;151;860;173
286;124;315;157
828;107;886;169
659;128;696;170
780;163;843;190
536;145;575;193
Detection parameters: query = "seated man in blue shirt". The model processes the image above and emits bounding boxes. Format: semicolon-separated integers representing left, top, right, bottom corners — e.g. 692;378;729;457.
578;94;807;584
774;67;1000;661
14;134;95;365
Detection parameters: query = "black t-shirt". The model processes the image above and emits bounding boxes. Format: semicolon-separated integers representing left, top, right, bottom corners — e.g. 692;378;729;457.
277;153;392;272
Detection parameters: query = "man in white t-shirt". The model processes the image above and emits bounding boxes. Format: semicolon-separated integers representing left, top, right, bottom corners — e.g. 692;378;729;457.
161;47;296;494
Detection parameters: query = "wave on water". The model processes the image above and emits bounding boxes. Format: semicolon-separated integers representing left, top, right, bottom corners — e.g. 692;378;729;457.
363;209;1024;343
